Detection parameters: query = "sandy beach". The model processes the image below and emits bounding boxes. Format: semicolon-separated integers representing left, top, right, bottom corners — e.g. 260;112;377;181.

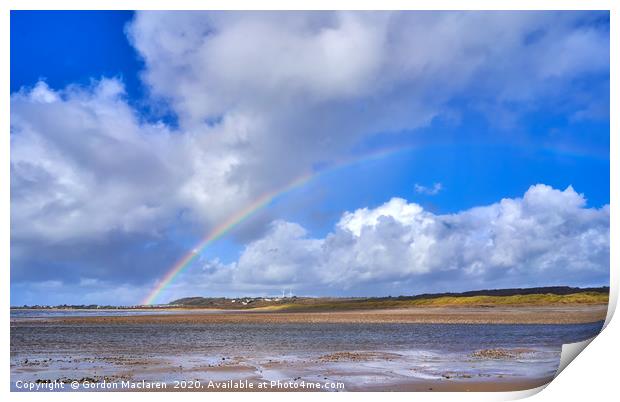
30;304;608;325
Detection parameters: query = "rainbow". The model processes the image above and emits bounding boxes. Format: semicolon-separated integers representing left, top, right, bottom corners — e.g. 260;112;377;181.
140;173;313;305
141;145;415;305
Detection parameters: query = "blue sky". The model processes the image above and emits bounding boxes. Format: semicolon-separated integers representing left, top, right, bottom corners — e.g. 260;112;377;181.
12;12;142;100
10;11;610;305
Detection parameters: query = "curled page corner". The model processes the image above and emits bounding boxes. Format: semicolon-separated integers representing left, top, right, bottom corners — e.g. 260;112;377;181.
555;337;596;378
603;287;617;330
505;383;550;401
553;283;616;381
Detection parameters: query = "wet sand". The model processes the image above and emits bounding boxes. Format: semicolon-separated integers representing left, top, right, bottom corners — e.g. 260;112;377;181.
33;304;608;325
10;349;558;392
11;305;606;392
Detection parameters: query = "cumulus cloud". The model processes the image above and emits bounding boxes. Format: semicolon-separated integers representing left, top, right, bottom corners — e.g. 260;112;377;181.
11;79;270;243
414;183;443;195
127;11;609;188
129;12;608;122
11;80;178;242
179;185;608;298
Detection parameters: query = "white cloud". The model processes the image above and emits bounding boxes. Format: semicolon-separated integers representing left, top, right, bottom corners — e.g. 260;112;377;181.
12;80;175;241
126;11;609;191
10;79;264;243
184;185;608;296
128;12;609;123
337;198;427;236
414;182;443;195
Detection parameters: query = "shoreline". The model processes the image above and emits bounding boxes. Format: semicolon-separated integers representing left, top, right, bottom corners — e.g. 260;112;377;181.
17;304;607;325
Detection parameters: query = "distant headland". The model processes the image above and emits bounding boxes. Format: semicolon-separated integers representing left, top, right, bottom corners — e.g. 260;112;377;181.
12;285;609;310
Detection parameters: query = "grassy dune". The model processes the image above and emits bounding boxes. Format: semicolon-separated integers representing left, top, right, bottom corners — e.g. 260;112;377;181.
261;292;609;312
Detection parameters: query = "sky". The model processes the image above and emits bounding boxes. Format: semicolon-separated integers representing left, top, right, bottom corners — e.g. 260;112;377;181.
10;11;610;306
